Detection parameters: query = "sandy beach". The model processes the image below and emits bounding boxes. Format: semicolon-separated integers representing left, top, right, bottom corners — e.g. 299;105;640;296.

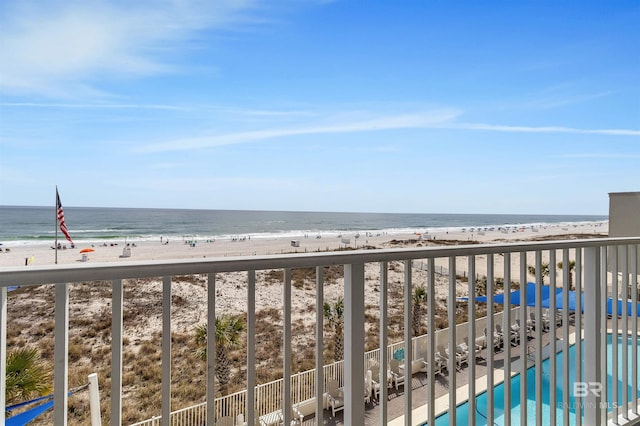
1;220;608;327
0;221;608;269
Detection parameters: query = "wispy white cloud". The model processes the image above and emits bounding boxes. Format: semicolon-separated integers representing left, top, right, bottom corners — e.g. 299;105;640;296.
133;109;640;153
0;102;188;111
553;153;640;159
0;0;259;97
0;102;317;120
454;123;640;136
525;91;614;110
133;110;461;152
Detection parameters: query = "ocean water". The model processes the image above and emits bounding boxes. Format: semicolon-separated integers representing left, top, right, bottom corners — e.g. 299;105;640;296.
0;205;607;247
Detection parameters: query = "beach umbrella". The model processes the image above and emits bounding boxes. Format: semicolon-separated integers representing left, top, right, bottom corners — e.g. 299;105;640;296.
466;283;561;307
79;248;95;253
542;289;582;311
606;298;640;317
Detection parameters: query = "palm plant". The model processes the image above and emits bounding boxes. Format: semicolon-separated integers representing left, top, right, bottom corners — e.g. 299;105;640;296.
412;285;427;336
557;260;576;290
476;276;487;296
6;347;52;403
323;297;344;362
195;315;245;391
528;262;550;285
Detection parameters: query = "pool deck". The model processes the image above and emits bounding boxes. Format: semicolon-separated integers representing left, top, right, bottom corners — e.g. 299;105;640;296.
314;319;581;425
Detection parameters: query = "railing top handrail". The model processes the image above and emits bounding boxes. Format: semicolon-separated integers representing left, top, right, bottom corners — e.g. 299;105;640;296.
1;236;638;287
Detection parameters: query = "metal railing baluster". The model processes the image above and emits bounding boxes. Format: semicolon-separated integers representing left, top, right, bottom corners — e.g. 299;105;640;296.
621;245;629;418
427;258;436;426
561;249;570;426
247;271;256;424
520;251;528;426
380;261;389;424
206;273;216;425
315;266;324;425
404;259;412;423
344;262;365;424
161;276;172;426
283;269;292;425
111;279;123;426
468;255;476;426
54;282;69;426
612;247;619;420
535;251;543;424
1;287;7;426
448;256;457;426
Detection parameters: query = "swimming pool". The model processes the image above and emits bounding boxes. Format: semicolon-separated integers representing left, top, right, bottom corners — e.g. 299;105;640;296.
429;334;640;425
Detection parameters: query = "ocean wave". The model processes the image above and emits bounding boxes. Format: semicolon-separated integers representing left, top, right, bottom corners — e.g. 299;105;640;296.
0;219;608;248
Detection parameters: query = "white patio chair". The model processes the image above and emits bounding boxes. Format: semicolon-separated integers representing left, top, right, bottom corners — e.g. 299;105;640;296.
464;337;485;362
215;415;235;426
436;346;450;373
368;366;381;401
455;343;469;369
516;319;533;339
484;328;502;352
529;311;549;332
389;358;404;389
365;370;373;404
326;379;344;417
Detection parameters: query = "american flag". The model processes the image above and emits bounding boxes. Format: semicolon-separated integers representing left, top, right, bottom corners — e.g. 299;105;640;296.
56;188;73;244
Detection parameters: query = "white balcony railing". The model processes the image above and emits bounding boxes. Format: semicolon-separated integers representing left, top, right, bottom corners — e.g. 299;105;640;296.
1;237;640;425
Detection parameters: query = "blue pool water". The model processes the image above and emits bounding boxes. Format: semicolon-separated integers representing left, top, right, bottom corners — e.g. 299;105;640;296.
429;334;640;425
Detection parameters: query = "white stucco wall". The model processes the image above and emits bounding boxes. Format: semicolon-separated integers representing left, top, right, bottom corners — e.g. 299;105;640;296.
609;192;640;237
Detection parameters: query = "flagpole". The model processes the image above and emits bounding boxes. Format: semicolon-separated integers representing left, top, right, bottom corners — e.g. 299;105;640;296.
55;186;58;265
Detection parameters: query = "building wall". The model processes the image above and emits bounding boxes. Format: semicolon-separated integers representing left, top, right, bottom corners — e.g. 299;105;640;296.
609;192;640;237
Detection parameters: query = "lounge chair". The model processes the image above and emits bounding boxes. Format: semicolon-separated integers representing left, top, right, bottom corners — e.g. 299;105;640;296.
237;414;261;426
463;337;485;362
365;370;376;404
215;415;235;426
259;411;284;426
423;355;443;377
497;323;519;346
529;311;549;332
508;323;520;346
543;309;561;327
326;379;344;417
494;325;505;348
484;328;502;352
282;405;304;425
389;358;404;389
446;348;464;371
436;346;450;373
455;343;470;368
433;350;447;375
475;334;487;350
368;367;381;401
409;357;428;375
370;364;382;388
515;319;533;339
541;309;554;330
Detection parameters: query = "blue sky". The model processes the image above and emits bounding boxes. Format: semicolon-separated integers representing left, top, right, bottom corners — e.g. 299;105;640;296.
0;1;638;215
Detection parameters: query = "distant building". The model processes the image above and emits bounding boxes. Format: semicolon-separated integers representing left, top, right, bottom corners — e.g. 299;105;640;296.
609;192;640;237
609;191;640;271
